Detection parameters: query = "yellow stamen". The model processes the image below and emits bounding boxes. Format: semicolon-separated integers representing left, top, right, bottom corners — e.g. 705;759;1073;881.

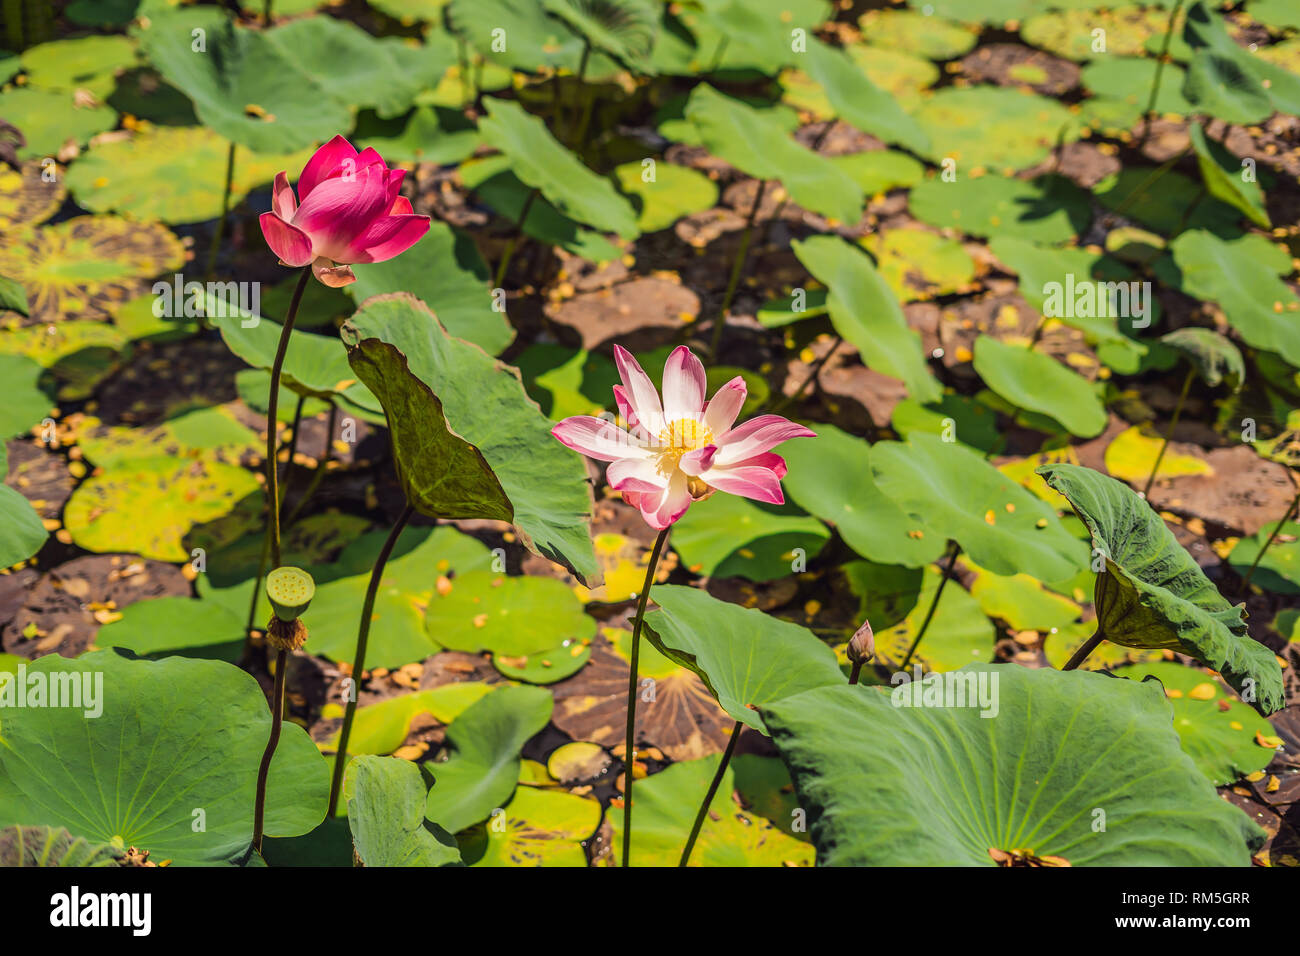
654;418;713;476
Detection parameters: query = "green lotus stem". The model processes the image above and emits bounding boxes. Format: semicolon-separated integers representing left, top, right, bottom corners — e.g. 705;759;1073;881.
678;719;741;867
622;526;670;867
770;334;842;414
709;179;769;360
283;401;339;528
495;188;541;288
848;659;864;685
1062;629;1104;671
251;647;288;854
327;502;416;817
263;0;273;28
1239;491;1300;596
1107;149;1186;222
899;541;961;670
457;37;471;110
204;140;237;285
1139;0;1185;148
264;266;311;569
1142;365;1194;499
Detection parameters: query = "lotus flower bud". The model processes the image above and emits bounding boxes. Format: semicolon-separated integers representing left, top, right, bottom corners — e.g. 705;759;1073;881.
847;618;875;665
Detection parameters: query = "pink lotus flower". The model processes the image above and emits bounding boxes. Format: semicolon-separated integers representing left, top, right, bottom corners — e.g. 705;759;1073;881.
259;135;430;287
552;345;816;529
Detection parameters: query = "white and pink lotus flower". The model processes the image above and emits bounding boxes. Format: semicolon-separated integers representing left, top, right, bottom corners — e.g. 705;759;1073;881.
552;345;815;529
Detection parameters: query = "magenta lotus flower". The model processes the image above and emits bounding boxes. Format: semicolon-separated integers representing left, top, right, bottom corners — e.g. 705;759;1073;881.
259;135;430;287
552;345;816;529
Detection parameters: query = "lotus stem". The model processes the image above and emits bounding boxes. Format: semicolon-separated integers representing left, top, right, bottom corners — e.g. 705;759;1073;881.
621;525;670;867
1062;630;1104;671
252;647;288;854
709;179;768;360
204;140;237;285
1239;491;1300;596
245;393;306;644
899;541;961;670
327;502;416;817
283;401;339;528
1139;0;1184;148
848;659;864;685
1142;365;1194;499
264;266;311;569
495;188;541;289
770;334;842;414
679;719;742;867
566;39;593;147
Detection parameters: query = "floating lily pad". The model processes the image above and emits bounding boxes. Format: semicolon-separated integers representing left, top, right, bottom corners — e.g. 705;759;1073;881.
353;105;481;165
967;562;1082;632
0;160;65;233
95;594;244;662
78;405;258;469
64;455;261;562
1079;57;1193;115
762;665;1263;865
0;353;53;440
862;228;976;303
859;9;978;60
0;650;329;866
871;434;1088;581
1104;424;1214;485
644;584;844;734
347;756;462;867
1229;519;1300;596
345;294;599;585
515;343;619;421
326;682;495;758
609;754;814;866
912;86;1076;172
792;235;941;403
19;35;137;97
829;150;924;196
781;423;945;567
460;784;601;867
425;684;553;835
908;173;1090;243
0;87;117;160
426;570;596;658
1039;463;1284;714
613;161;717;232
1022;6;1173;61
670;494;829;582
973;336;1108;438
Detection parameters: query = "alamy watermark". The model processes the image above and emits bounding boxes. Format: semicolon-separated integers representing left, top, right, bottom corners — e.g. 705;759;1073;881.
1042;275;1151;329
0;663;103;718
890;665;1000;718
152;274;261;327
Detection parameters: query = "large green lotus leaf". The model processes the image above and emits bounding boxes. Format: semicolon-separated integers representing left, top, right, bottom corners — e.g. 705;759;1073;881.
424;685;553;835
1079;57;1193;116
791;235;940;403
860;8;977;59
675;0;829;76
346;335;513;523
0;825;120;867
1119;662;1276;786
303;525;496;668
425;569;596;657
457;155;622;263
1188;123;1270;228
871;434;1087;581
1166;231;1300;367
541;0;659;69
346;756;461;867
514;343;619;420
460;784;601;867
96;595;244;663
613;160;717;232
0;216;185;327
1181;2;1297;121
1160;327;1244;390
78;405;258;469
263;17;450;120
448;0;588;73
908;172;1089;243
66;127;313;224
19;35;137;96
642;584;844;734
761;665;1264;866
0;353;53;440
967;562;1082;633
348;222;514;356
874;565;996;672
973;337;1108;438
801;38;930;156
0;467;47;567
1038;463;1284;715
1093;167;1241;237
344;294;599;585
0;322;131;401
781;424;944;567
912;87;1077;172
0;88;117;159
0;650;329;866
670;493;829;582
353;105;481;166
135;8;352;153
63;455;261;562
326;683;494;758
863;228;975;303
609;754;814;866
685;84;863;224
829;150;924;196
1228;519;1300;596
478;98;638;238
210;302;381;412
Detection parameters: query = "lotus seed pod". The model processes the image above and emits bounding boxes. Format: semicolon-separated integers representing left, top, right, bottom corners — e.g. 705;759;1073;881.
265;566;315;622
266;616;309;653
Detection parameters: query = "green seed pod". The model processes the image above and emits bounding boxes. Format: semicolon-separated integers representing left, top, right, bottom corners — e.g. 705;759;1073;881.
265;566;315;622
